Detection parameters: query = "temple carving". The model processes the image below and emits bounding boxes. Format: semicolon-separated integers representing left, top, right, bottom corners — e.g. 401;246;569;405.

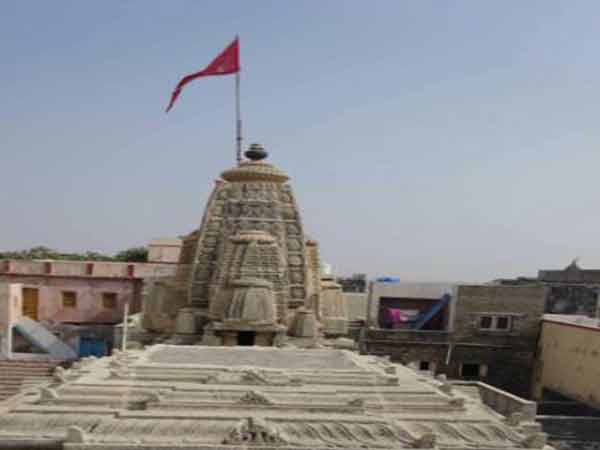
146;143;340;345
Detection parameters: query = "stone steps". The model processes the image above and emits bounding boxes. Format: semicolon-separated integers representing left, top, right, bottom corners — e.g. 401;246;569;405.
0;360;61;402
0;367;55;373
0;377;50;384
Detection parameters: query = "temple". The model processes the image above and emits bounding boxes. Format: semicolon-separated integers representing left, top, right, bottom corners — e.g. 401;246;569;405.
143;144;343;346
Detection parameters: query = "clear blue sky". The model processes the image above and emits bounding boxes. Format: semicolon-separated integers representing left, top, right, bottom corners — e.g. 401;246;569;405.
2;1;599;281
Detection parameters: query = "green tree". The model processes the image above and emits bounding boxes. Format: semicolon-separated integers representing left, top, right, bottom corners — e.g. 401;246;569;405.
114;247;148;263
1;246;149;263
0;247;114;261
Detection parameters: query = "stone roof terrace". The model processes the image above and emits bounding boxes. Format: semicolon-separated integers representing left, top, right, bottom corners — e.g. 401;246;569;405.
0;345;550;450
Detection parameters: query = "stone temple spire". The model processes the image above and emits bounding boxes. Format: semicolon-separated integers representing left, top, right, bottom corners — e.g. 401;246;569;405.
169;143;323;345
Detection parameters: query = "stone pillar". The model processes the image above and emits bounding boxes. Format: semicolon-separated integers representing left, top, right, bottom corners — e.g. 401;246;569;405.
0;283;21;358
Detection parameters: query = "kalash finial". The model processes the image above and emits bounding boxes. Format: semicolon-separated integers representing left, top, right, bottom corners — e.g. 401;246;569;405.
245;143;268;161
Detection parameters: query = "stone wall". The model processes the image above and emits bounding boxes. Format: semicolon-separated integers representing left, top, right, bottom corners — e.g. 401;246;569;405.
452;380;537;420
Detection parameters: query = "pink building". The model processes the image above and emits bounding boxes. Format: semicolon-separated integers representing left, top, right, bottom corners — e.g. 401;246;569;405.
0;258;177;357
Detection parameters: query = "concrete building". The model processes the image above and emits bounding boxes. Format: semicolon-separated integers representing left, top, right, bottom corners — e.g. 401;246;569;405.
0;345;550;450
538;262;600;317
533;314;600;409
531;314;600;450
336;273;367;293
495;260;600;318
362;281;547;398
0;258;177;358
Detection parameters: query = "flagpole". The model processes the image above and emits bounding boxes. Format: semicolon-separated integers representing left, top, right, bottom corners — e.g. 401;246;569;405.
235;71;242;165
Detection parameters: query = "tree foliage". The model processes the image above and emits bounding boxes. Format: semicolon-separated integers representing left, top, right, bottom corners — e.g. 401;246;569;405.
114;247;148;263
0;246;147;262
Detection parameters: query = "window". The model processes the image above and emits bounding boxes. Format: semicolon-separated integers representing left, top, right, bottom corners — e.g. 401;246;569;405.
102;292;117;309
478;315;512;331
62;291;77;308
496;316;510;330
419;361;430;371
479;316;493;329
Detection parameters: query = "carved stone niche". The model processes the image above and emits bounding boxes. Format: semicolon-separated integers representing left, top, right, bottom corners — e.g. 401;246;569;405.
212;278;286;347
225;278;277;325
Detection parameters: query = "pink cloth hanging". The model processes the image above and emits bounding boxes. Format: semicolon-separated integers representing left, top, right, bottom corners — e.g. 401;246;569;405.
386;308;409;324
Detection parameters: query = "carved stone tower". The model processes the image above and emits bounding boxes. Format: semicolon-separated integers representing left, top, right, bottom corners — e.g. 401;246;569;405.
173;144;322;345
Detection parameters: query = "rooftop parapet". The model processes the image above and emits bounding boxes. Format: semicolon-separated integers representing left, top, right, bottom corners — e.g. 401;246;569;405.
0;259;177;279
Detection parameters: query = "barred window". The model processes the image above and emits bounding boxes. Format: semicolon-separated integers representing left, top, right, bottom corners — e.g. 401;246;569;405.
62;291;77;308
479;316;493;329
102;293;117;309
479;315;512;331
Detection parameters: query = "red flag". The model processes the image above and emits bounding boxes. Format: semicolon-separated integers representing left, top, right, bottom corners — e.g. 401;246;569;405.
166;37;240;113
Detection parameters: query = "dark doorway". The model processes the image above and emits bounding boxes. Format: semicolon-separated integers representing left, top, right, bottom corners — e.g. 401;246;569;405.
461;363;480;378
237;331;256;346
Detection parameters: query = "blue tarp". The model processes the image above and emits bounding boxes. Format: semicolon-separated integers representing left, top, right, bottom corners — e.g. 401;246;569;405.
376;277;401;283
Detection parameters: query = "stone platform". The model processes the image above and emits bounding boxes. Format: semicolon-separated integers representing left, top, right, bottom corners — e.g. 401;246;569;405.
0;345;550;449
147;346;359;370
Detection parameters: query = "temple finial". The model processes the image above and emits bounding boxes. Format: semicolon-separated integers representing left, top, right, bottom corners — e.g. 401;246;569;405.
245;143;267;161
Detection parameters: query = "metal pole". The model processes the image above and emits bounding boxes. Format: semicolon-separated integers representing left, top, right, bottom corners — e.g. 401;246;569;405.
121;300;129;352
235;71;242;165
